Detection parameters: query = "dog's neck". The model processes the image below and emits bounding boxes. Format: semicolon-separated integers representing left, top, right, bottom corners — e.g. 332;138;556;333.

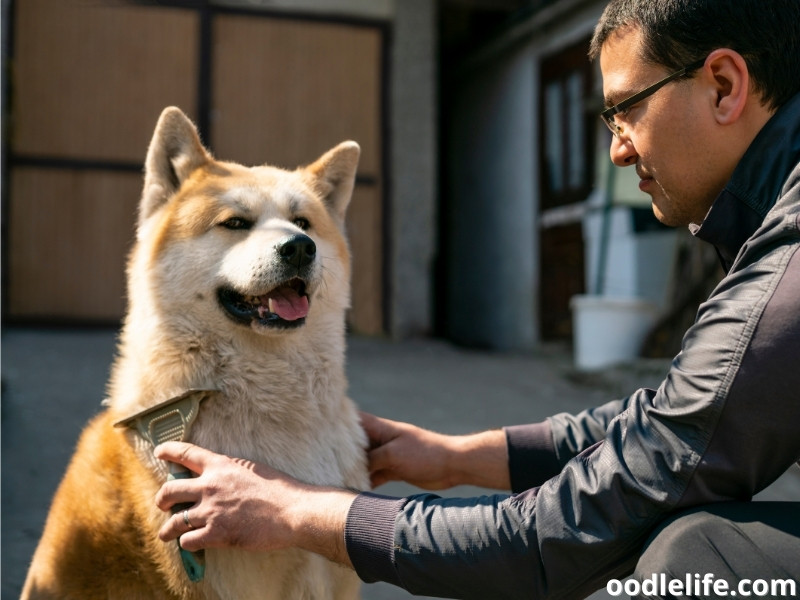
106;308;348;419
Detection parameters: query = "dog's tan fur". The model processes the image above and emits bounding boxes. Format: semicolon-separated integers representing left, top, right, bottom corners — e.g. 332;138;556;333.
21;107;369;600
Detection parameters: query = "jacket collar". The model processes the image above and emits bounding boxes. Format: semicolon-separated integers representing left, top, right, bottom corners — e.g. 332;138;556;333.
692;91;800;271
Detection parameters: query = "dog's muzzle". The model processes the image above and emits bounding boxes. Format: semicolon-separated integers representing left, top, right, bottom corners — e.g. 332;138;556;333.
217;235;316;329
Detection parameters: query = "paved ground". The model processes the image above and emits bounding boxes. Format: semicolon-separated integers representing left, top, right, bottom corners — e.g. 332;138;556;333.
3;326;799;599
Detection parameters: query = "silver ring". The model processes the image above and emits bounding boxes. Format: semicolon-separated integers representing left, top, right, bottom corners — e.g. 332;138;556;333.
183;509;194;530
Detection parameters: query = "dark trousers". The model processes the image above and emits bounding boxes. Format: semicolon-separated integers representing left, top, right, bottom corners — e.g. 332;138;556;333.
632;502;800;599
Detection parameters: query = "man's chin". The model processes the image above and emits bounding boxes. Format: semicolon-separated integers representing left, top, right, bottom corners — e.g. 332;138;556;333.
650;200;682;227
651;186;713;228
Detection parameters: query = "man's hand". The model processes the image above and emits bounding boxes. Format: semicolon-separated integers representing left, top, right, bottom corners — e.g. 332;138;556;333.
361;412;511;491
154;442;356;567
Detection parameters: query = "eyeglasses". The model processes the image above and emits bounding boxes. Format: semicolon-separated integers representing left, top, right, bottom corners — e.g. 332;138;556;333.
600;58;706;137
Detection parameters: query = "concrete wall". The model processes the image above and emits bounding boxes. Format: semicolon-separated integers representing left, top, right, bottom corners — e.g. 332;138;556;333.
444;44;537;349
388;0;438;338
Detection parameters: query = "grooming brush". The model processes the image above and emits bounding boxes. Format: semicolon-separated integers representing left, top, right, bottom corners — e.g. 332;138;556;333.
115;388;217;582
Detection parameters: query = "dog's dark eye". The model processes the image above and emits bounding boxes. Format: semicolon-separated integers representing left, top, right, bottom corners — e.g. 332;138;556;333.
293;217;311;230
219;217;253;230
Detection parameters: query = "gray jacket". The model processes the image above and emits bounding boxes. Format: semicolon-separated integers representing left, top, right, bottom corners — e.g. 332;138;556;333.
345;92;800;600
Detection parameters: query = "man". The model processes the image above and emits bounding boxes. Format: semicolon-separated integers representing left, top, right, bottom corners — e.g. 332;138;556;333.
156;0;800;597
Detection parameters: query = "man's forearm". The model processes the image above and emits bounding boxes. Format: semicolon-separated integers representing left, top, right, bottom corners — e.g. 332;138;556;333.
362;413;512;491
448;429;511;490
291;429;508;568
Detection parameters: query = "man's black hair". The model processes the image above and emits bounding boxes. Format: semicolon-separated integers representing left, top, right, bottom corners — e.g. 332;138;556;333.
589;0;800;110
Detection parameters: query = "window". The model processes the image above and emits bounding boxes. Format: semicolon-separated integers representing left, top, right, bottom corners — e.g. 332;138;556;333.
539;39;594;209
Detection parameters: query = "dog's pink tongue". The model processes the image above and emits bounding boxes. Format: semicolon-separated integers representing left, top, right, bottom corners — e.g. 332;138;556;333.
265;287;309;321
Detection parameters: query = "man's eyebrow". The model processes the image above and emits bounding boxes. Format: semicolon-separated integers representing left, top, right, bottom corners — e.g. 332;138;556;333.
603;89;633;108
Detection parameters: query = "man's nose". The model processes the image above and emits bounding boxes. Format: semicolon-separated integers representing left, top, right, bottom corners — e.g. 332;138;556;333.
609;134;638;167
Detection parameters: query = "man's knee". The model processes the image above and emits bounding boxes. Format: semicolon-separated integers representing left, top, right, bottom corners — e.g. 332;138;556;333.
634;502;800;593
634;508;726;580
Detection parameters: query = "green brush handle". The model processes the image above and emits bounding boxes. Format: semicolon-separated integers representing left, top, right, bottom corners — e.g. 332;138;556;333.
115;389;217;584
170;469;206;582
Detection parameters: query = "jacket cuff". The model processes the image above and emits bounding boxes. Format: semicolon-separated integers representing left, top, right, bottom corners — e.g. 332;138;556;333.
344;491;408;586
504;421;561;493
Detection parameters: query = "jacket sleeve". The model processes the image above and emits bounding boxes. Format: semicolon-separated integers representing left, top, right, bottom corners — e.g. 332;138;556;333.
345;239;800;600
504;397;632;492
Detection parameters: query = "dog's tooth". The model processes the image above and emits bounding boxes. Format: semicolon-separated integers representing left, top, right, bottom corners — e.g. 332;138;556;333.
268;298;275;314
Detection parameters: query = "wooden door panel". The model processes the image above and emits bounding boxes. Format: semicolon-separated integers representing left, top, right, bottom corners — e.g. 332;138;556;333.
347;184;383;335
540;224;585;340
8;169;140;320
12;0;198;161
211;15;382;174
8;0;198;322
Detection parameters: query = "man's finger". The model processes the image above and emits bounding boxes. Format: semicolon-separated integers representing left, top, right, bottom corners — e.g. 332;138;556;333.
366;441;394;474
159;510;203;545
369;468;393;489
359;412;399;448
154;441;213;473
154;478;200;512
176;530;208;552
358;411;382;445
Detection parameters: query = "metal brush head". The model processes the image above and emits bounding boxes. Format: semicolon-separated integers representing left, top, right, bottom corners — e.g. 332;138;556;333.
114;389;216;446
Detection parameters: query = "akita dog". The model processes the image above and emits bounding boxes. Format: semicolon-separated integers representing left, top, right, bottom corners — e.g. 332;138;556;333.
21;107;369;600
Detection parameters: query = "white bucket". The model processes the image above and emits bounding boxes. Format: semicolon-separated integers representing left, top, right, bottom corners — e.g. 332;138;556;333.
570;295;658;370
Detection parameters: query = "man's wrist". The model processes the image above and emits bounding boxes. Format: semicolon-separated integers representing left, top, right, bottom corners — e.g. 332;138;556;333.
288;484;358;568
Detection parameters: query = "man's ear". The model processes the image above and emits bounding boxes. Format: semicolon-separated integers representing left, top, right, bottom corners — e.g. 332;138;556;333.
139;107;211;227
305;141;361;226
703;48;750;125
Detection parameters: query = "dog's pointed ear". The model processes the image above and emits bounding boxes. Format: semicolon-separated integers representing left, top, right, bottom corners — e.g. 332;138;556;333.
305;141;360;225
139;107;210;227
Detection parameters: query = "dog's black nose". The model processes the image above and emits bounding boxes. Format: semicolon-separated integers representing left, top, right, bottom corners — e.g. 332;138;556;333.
277;234;316;268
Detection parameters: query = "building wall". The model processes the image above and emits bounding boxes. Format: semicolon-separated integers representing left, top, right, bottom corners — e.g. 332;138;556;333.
444;44;537;349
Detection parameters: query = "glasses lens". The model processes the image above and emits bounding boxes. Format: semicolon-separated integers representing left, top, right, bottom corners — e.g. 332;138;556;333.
602;114;621;136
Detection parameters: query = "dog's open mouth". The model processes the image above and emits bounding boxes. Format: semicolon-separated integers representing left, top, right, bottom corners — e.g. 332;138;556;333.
217;278;309;329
